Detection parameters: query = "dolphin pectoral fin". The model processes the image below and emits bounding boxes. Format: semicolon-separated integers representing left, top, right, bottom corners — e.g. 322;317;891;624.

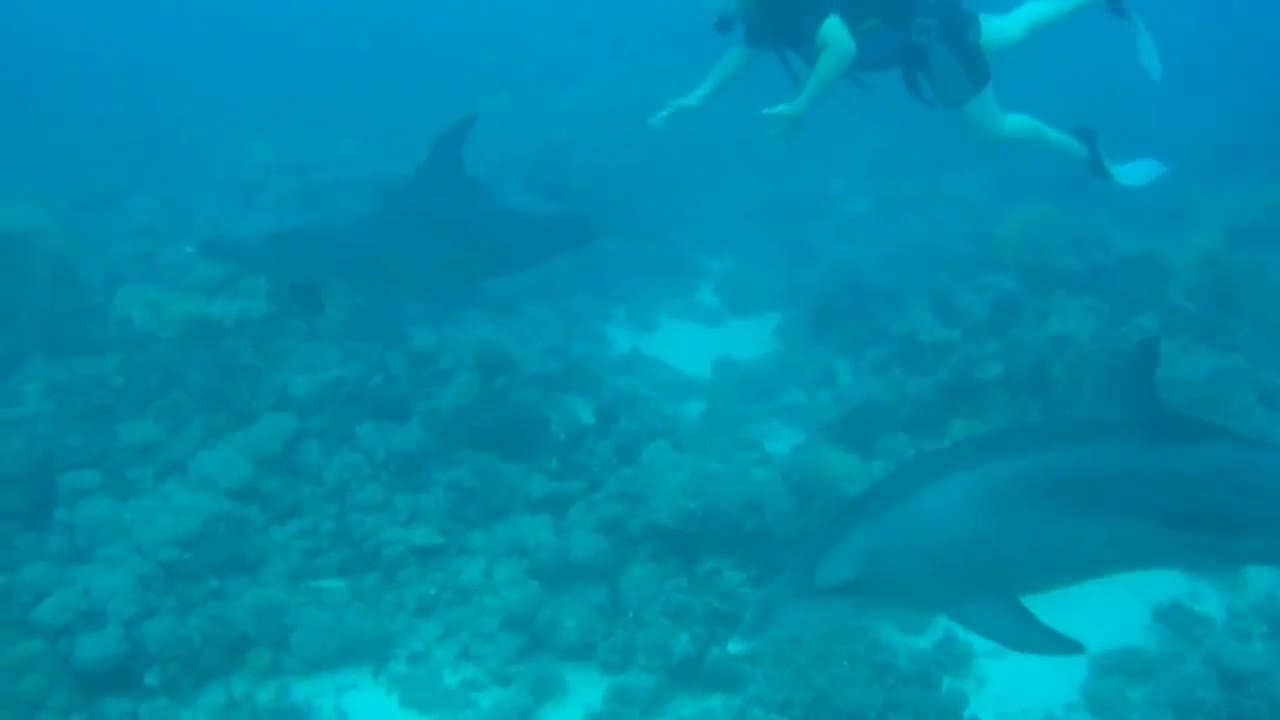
947;594;1086;656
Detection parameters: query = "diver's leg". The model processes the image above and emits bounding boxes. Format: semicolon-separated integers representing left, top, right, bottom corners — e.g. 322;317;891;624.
962;85;1089;161
963;85;1168;187
979;0;1104;53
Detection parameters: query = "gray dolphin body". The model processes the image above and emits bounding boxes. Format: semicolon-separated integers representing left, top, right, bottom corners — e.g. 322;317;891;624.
743;338;1280;656
200;114;596;311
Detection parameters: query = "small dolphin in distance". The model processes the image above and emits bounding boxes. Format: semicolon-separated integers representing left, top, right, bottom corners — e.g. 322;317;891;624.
198;114;597;313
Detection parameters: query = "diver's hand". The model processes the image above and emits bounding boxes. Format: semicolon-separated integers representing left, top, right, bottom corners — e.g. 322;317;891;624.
761;102;806;136
648;95;702;129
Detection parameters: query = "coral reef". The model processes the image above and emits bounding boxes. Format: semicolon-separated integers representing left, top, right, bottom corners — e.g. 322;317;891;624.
4;148;1280;720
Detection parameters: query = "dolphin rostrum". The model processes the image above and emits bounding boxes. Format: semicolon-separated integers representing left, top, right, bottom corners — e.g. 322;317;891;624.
198;114;597;313
739;337;1280;656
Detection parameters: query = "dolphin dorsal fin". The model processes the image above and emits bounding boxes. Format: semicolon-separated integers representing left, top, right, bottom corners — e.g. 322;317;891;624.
412;113;479;190
1099;335;1164;414
1128;335;1163;409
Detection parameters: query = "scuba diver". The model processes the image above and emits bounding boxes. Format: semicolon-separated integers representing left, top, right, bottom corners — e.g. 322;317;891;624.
650;0;1166;188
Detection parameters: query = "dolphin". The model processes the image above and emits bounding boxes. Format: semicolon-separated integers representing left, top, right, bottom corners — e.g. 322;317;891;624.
737;337;1280;656
1;230;103;376
198;114;597;313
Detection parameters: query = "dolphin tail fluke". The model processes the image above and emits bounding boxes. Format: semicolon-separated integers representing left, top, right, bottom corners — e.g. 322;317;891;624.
415;113;479;187
948;594;1087;656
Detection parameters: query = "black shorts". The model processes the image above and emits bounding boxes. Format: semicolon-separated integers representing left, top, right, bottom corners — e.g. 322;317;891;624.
918;8;992;107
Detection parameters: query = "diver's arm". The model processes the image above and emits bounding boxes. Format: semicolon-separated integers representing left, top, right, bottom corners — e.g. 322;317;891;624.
791;14;858;111
651;44;754;127
687;44;754;104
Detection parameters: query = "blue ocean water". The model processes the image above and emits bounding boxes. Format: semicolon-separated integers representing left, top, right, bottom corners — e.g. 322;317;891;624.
3;0;1280;717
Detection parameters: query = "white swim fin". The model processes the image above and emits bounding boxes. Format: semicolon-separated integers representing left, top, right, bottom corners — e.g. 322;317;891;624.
1110;158;1169;188
1074;127;1169;189
1131;12;1163;84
